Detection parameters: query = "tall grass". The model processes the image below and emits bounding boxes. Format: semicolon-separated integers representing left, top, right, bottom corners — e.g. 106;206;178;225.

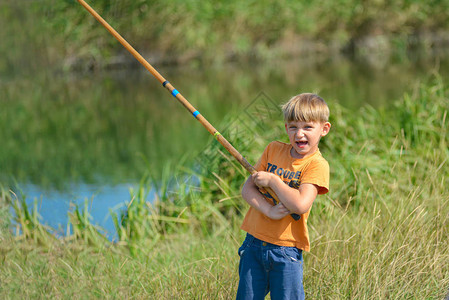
306;76;449;298
0;185;11;242
10;196;55;246
67;198;109;247
1;79;448;298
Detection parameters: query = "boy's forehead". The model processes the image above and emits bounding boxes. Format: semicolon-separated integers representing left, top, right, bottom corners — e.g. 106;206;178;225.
286;120;319;125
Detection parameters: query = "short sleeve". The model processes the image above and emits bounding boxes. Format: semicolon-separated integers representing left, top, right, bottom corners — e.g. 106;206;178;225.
254;142;273;172
301;158;329;194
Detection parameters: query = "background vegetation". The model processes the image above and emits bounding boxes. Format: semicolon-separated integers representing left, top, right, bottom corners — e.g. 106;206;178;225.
1;78;448;298
2;0;449;72
4;57;439;189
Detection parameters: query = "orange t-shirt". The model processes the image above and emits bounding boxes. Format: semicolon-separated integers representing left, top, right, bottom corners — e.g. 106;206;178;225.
240;141;329;251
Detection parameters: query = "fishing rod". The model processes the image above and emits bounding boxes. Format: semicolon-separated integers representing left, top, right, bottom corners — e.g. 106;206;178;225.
77;0;300;221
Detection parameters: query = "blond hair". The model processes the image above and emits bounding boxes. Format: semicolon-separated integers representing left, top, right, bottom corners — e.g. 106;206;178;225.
281;93;329;123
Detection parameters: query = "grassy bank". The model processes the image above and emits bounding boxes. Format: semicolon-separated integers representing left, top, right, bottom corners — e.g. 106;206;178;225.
2;0;449;72
1;78;449;298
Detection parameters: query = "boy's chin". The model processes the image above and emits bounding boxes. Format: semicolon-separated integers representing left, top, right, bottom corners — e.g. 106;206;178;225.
291;147;307;158
292;145;317;158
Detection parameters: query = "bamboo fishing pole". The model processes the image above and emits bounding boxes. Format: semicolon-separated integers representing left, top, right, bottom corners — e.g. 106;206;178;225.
77;0;300;221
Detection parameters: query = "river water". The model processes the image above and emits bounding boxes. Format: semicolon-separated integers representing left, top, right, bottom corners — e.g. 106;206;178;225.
2;52;449;240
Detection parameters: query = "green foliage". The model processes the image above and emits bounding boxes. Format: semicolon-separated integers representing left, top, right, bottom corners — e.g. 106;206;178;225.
110;168;194;256
111;182;163;255
68;198;109;247
0;185;12;241
320;76;449;211
3;0;449;70
10;195;55;246
396;76;448;149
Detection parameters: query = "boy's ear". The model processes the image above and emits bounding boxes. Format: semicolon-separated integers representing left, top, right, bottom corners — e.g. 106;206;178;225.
321;122;331;137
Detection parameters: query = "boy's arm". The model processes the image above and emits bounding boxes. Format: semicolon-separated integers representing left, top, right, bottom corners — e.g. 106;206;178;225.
241;175;291;220
252;171;319;215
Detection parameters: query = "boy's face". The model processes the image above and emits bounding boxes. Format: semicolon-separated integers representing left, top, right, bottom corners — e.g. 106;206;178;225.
285;120;331;159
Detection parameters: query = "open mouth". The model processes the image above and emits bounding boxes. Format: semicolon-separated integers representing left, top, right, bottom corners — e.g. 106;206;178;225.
296;141;308;148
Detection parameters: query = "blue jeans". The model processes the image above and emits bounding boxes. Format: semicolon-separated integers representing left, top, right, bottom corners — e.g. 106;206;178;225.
236;234;305;300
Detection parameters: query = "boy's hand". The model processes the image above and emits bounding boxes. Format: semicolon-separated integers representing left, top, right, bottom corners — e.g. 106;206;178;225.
267;202;290;220
252;171;276;188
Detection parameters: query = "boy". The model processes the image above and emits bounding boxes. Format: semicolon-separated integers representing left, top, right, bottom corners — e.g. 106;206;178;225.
236;93;331;300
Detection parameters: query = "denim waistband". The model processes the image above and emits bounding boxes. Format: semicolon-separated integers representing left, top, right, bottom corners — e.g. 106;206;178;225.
245;233;300;250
